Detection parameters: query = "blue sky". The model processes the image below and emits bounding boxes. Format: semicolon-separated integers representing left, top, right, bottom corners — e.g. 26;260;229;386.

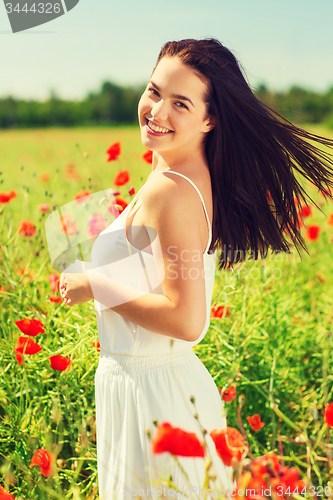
0;0;332;99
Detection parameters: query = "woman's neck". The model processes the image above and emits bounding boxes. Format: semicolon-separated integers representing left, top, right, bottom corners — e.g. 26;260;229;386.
151;146;208;174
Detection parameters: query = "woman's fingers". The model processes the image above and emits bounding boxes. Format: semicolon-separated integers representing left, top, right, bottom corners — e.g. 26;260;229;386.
60;273;67;294
59;273;72;305
60;273;66;289
62;292;71;305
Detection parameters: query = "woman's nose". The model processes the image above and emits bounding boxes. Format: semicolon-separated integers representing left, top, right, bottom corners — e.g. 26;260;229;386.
150;100;168;122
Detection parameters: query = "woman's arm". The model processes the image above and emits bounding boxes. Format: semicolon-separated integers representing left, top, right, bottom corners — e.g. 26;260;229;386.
61;174;208;342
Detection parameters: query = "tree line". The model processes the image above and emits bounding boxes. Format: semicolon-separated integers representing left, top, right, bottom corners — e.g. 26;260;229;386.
0;81;332;129
256;84;333;127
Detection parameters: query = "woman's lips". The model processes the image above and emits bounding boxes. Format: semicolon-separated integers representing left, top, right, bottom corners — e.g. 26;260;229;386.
145;119;173;137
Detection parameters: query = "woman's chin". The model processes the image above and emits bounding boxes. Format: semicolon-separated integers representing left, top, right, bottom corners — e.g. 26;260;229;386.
141;134;157;150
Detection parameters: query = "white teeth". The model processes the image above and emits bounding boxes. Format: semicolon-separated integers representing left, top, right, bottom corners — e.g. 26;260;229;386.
147;120;171;134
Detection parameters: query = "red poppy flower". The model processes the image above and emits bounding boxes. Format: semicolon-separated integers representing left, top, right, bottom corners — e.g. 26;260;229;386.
0;190;17;204
108;197;128;218
38;203;50;213
49;296;62;303
15;352;23;366
280;466;305;490
15;337;43;365
220;385;237;402
210;427;244;467
247;414;265;431
250;454;301;498
74;189;91;203
129;186;135;196
15;336;43;355
17;220;36;237
298;204;312;218
151;422;205;457
143;150;153;164
113;170;130;186
15;319;45;337
304;224;321;241
326;214;333;227
237;453;307;499
234;472;267;500
324;402;333;427
250;452;280;478
211;305;230;318
59;213;78;236
49;272;60;292
109;189;121;196
92;340;101;351
40;172;50;183
50;355;72;371
30;449;55;477
0;486;15;500
106;142;121;161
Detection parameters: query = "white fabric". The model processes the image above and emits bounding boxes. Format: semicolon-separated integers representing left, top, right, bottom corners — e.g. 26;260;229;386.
91;171;234;499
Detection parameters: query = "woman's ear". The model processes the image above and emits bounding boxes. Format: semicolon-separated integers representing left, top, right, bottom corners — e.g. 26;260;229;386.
204;115;216;133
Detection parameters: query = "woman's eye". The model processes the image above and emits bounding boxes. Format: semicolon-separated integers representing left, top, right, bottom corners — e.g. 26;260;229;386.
175;101;188;110
146;89;188;109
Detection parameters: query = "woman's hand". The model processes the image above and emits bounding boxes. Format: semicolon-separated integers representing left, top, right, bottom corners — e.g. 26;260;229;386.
59;272;93;307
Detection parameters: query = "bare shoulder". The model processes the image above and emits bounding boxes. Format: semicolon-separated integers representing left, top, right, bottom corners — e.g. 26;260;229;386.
141;170;208;219
140;169;212;255
140;172;202;249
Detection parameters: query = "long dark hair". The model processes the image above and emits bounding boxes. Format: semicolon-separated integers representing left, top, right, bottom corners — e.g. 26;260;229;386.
155;38;333;270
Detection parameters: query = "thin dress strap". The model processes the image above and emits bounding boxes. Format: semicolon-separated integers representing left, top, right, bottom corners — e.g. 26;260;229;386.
127;170;212;254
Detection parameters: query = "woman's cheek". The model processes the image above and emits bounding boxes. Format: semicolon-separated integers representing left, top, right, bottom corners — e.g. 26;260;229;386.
138;95;147;117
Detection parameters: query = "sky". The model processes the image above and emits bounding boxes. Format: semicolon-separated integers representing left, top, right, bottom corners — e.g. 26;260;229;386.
0;0;332;100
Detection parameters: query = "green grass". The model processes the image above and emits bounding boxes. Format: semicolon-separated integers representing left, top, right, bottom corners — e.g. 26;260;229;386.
1;125;333;499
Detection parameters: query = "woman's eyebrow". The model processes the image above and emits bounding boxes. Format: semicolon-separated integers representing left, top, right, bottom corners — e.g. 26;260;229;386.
149;81;195;108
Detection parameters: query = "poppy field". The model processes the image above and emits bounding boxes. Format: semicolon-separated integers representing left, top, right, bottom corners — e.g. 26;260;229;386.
1;125;333;499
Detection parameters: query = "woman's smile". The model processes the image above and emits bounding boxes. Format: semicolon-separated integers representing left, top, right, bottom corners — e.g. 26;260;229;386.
145;118;174;136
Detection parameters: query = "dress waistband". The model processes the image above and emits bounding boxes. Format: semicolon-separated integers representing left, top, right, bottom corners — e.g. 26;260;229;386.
97;348;194;375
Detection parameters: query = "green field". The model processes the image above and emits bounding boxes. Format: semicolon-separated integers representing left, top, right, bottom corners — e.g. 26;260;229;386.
1;125;333;499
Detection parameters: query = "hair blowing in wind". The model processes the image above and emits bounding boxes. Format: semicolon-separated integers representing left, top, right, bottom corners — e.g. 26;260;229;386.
156;38;333;270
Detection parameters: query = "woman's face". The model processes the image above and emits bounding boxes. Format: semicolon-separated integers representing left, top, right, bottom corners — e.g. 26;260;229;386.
138;56;214;157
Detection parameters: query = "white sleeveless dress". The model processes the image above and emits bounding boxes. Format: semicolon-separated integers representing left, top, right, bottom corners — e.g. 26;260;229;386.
91;170;233;499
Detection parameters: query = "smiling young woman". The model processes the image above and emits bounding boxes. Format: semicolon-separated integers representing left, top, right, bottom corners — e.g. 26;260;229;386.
59;38;333;499
138;56;216;163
